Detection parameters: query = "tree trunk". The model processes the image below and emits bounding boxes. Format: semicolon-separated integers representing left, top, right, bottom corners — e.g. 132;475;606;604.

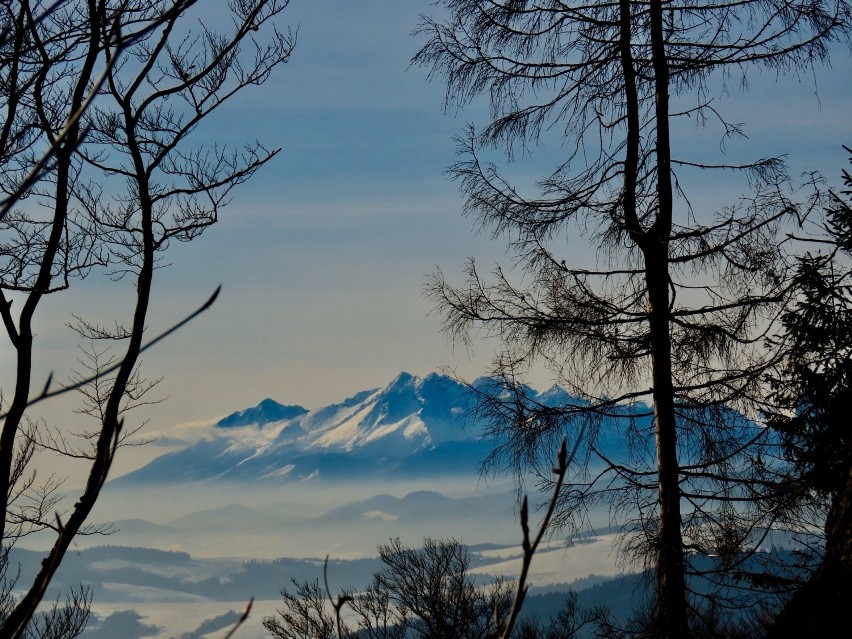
767;460;852;638
645;246;690;639
645;1;689;635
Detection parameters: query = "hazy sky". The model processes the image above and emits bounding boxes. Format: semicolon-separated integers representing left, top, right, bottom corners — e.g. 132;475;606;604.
13;0;852;437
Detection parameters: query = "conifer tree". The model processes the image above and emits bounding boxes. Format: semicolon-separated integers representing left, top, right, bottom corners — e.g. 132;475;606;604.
765;147;852;638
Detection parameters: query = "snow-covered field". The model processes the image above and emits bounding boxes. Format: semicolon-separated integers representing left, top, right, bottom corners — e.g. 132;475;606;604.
82;534;628;639
472;534;626;586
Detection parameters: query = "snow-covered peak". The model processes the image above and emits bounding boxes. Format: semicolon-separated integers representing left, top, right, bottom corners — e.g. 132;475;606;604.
114;373;583;486
303;372;480;452
536;384;573;406
387;371;416;390
216;398;307;428
211;373;572;451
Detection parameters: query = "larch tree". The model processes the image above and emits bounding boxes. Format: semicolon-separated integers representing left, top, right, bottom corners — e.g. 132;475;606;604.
0;1;293;637
414;1;850;637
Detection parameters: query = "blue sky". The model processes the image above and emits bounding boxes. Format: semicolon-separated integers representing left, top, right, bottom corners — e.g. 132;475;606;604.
17;0;852;437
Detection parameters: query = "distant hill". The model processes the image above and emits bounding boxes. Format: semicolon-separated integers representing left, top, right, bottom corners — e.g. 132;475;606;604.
317;489;516;524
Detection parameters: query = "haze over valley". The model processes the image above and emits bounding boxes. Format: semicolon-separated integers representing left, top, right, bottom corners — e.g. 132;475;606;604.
17;372;639;638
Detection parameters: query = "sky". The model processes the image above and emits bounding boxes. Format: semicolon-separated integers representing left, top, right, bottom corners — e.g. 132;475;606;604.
9;0;852;450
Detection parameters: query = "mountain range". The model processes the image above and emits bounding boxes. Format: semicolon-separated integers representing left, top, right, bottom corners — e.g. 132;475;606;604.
114;371;641;486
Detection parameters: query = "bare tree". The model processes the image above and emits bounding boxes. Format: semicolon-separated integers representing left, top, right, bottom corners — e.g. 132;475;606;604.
0;1;293;637
373;538;512;639
414;1;850;636
0;546;90;639
513;592;601;639
264;579;338;639
265;538;512;639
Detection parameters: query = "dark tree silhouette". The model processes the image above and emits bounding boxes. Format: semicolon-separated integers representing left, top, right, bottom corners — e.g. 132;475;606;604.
264;538;512;639
264;579;337;639
0;1;293;637
414;1;850;636
764;147;852;638
373;538;511;639
0;547;90;639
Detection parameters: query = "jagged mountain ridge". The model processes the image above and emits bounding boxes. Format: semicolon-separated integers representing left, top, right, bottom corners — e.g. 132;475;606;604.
113;372;643;485
217;399;308;428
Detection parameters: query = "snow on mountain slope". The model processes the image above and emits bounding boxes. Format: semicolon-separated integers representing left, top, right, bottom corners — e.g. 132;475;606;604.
115;372;487;485
112;371;648;486
216;399;308;428
305;372;484;453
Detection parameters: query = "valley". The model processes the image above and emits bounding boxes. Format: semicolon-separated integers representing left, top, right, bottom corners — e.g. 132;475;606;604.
10;372;761;638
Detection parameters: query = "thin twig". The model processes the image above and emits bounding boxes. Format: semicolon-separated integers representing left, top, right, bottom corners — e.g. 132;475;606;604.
0;0;199;220
0;15;122;221
0;286;220;419
324;555;353;639
492;434;581;639
220;598;253;639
